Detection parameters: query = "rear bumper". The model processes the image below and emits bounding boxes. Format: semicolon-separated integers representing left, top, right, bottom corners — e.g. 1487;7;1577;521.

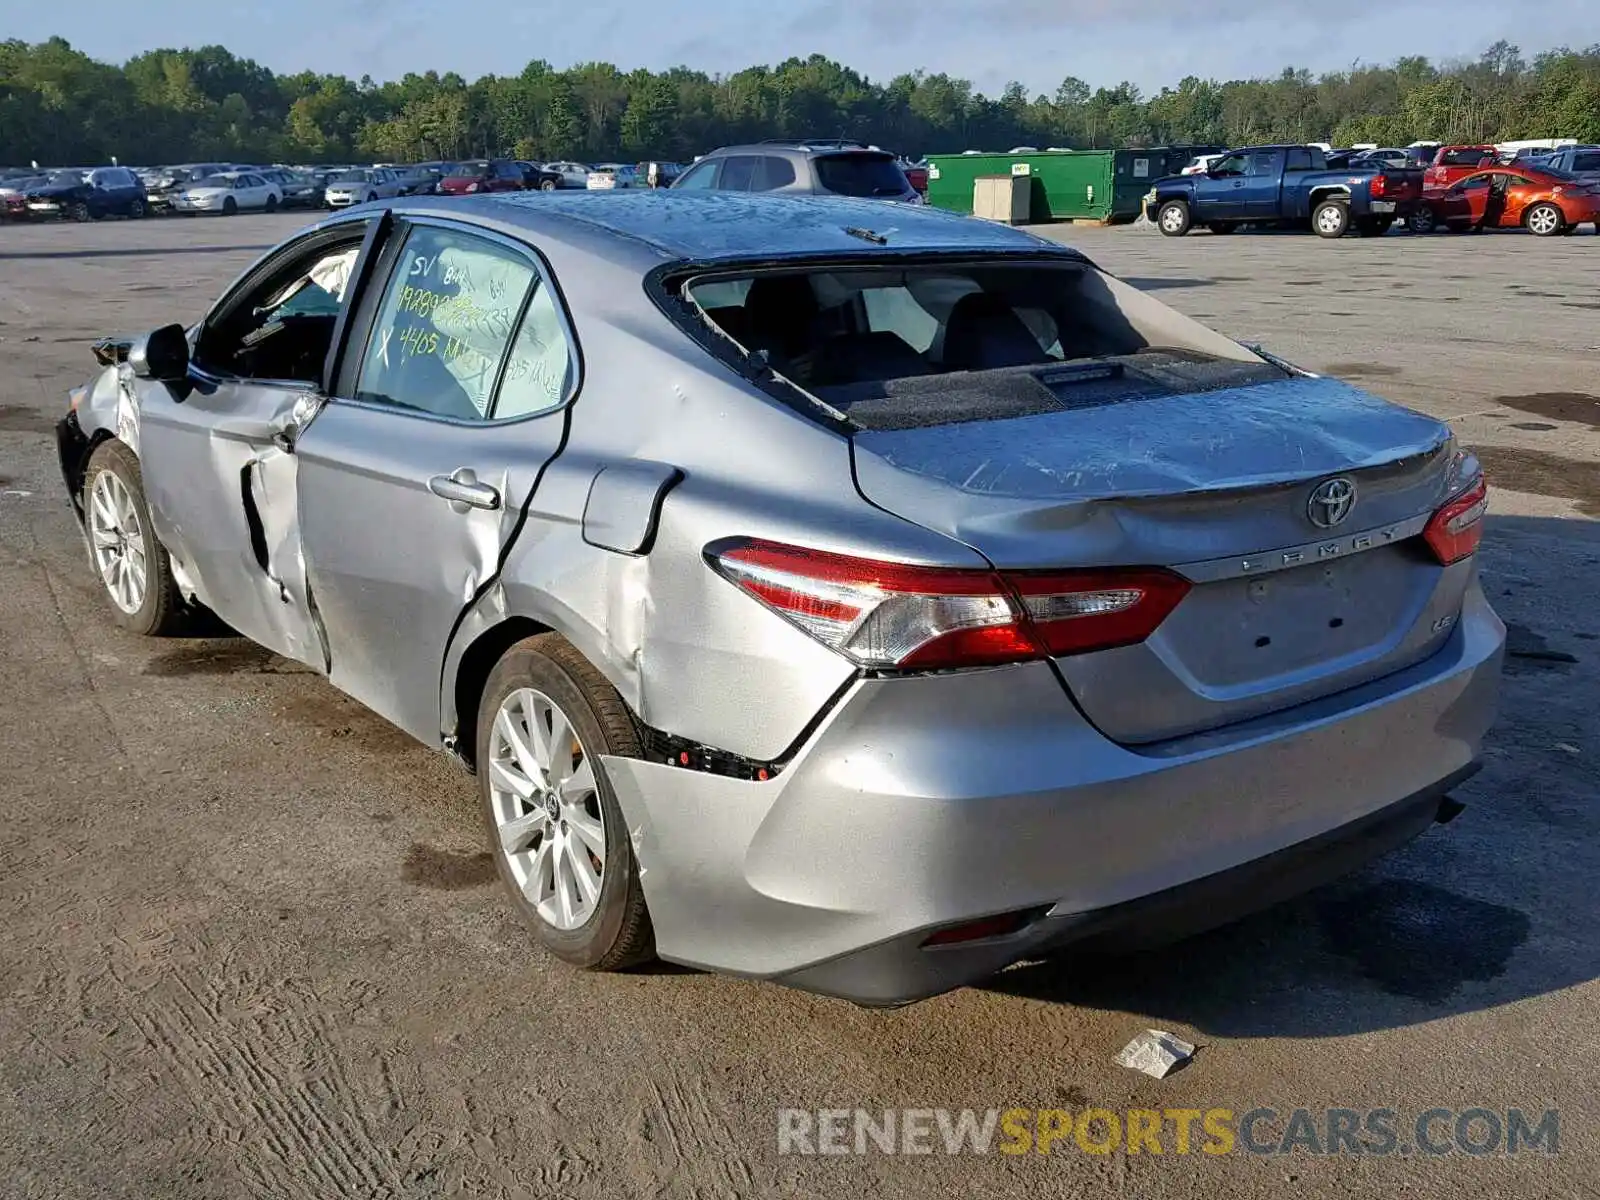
603;581;1504;1005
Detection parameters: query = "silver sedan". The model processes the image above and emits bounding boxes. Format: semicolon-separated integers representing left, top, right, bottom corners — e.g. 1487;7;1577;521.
56;193;1504;1005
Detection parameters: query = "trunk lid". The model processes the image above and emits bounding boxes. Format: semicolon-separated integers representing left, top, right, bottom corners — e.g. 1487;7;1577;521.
849;371;1468;744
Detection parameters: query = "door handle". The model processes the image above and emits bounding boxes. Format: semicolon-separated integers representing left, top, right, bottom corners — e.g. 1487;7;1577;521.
428;468;501;512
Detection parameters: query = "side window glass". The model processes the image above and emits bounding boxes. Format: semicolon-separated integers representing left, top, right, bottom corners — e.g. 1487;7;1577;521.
494;280;577;419
1285;149;1312;172
755;156;797;191
1212;154;1248;177
356;225;535;421
718;156;759;191
195;237;365;382
673;160;719;190
1250;152;1278;176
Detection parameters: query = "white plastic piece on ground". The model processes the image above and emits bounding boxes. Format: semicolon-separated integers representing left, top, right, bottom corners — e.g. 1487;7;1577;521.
1115;1030;1195;1078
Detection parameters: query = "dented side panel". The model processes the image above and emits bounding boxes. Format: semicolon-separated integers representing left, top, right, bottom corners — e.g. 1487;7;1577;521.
293;400;567;746
134;375;327;667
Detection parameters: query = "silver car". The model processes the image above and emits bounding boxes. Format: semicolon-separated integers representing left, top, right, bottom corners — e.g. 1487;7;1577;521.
324;168;405;208
56;193;1504;1005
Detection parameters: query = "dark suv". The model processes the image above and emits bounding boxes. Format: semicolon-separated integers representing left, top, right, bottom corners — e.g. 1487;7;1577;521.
671;140;922;203
21;167;147;221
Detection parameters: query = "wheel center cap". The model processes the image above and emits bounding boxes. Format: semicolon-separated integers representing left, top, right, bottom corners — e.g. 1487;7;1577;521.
543;791;561;821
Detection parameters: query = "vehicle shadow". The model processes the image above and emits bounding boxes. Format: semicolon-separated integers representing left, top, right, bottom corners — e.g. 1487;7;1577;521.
1119;277;1217;291
0;243;277;261
983;512;1599;1037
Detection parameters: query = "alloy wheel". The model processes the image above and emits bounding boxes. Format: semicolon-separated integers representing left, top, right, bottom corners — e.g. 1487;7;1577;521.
487;687;606;931
88;471;148;614
1527;206;1560;236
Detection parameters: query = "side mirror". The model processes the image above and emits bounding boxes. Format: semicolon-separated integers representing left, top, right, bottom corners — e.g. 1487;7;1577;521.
128;323;190;382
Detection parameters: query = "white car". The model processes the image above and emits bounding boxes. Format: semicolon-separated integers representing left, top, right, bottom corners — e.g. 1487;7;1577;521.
586;164;639;190
324;168;406;208
544;161;591;189
171;172;283;215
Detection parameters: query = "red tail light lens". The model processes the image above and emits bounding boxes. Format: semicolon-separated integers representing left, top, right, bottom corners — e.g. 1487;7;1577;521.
707;539;1190;671
1423;475;1488;565
1371;174;1388;198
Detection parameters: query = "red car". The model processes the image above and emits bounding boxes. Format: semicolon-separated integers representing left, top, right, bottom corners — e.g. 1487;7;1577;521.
1408;165;1600;236
1424;145;1498;188
436;159;526;196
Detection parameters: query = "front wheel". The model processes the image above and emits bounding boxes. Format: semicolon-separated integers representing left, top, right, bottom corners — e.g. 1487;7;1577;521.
83;441;186;636
69;202;91;223
1524;203;1564;237
222;197;237;215
264;194;278;212
1408;209;1437;234
478;634;655;971
1156;200;1191;237
1313;200;1351;238
128;198;145;219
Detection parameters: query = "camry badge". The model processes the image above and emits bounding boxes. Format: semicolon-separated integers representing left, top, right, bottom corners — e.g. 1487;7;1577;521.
1308;477;1357;528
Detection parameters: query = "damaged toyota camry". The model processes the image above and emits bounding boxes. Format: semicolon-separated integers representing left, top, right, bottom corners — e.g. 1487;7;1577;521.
57;192;1504;1005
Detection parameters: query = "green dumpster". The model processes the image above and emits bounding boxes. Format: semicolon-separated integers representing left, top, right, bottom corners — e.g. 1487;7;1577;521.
925;150;1152;223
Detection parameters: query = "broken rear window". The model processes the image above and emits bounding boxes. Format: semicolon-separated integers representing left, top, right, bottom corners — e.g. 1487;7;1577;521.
683;262;1282;428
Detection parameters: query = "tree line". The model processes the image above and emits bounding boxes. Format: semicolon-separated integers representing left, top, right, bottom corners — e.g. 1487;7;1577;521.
3;36;1598;168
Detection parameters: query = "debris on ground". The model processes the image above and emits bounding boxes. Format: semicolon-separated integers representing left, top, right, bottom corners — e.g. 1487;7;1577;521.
1115;1030;1195;1078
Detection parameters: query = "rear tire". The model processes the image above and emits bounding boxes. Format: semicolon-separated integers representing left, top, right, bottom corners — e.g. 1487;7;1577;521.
1313;200;1351;238
541;179;558;191
1524;203;1564;237
1157;200;1192;237
82;441;186;637
477;634;655;971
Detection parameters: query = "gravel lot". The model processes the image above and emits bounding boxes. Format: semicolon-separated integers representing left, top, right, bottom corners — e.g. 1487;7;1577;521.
1;212;1596;1199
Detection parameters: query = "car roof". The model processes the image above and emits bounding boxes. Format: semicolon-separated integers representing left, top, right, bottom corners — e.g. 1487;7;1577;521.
709;142;891;158
385;191;1077;267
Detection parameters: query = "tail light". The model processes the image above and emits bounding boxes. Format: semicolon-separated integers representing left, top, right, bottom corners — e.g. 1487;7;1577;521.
706;538;1190;671
1371;174;1388;198
1423;474;1489;565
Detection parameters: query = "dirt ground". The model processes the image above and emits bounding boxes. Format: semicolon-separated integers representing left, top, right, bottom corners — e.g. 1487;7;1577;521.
0;212;1596;1199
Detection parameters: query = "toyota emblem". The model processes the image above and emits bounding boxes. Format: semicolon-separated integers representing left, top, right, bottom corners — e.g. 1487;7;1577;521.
1308;477;1357;528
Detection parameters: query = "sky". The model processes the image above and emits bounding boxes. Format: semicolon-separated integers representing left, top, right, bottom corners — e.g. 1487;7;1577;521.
11;0;1600;96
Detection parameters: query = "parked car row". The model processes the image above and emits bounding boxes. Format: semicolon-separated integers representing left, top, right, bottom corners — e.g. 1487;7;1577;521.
4;142;932;223
1149;142;1600;238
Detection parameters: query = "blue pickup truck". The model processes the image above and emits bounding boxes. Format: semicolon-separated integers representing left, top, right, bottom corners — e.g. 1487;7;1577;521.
1145;144;1425;238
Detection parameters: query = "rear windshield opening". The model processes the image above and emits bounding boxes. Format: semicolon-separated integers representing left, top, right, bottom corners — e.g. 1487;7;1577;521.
814;153;910;198
685;263;1281;426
